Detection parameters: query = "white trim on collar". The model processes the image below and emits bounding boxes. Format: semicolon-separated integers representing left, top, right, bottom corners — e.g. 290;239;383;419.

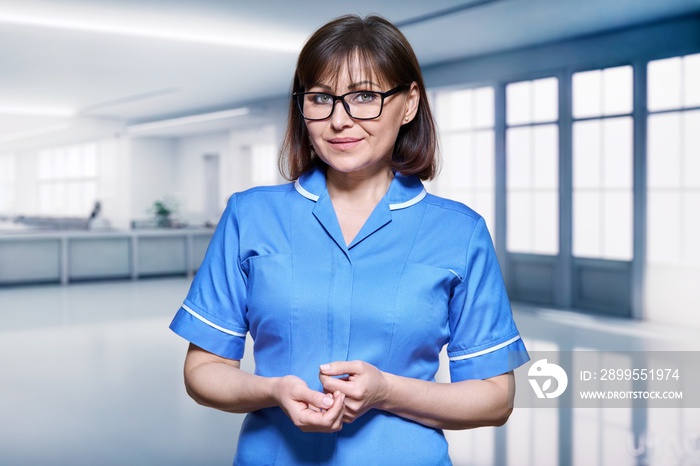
295;178;426;210
294;179;319;201
389;188;426;211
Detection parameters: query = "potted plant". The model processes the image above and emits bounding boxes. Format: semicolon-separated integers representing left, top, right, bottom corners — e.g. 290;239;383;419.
150;197;178;228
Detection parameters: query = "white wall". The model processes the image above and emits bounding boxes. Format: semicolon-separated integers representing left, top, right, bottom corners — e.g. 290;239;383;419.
13;149;39;216
645;266;700;328
97;136;131;229
128;137;179;224
175;132;231;225
172;123;286;226
225;124;284;194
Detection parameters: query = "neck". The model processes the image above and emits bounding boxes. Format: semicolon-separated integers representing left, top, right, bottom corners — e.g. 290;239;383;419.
325;166;394;205
325;165;394;246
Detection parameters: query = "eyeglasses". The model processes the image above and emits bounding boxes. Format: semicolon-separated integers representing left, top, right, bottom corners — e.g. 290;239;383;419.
293;84;410;121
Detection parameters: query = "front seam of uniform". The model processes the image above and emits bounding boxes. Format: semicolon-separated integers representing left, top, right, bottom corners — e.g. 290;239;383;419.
181;304;246;337
384;202;428;371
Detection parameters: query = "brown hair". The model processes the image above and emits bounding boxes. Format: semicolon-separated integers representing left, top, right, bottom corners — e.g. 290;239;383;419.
279;14;439;181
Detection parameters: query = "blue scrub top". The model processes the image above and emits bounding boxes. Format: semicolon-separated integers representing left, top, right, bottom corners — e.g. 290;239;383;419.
170;165;529;465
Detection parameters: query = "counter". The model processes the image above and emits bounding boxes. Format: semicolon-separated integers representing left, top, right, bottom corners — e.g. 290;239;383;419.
0;229;214;285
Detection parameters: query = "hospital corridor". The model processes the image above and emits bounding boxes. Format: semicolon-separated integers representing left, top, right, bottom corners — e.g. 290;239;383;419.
1;1;699;465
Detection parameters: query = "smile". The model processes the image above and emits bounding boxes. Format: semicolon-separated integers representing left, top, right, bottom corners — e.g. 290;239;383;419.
327;138;362;150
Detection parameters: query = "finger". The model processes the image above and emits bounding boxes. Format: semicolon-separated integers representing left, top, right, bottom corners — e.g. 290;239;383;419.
297;392;344;432
341;400;365;424
319;360;361;377
332;394;346;430
298;387;334;410
319;373;350;394
323;391;345;427
295;394;338;424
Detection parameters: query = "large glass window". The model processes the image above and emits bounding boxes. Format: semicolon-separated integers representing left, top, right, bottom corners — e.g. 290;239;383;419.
572;65;634;260
38;143;99;217
506;77;559;255
647;53;700;267
0;153;16;214
431;86;496;235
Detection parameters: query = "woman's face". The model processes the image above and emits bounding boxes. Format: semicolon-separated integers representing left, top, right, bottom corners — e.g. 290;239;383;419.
304;59;419;179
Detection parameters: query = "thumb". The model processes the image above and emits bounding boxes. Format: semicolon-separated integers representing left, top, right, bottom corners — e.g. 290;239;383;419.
303;389;334;409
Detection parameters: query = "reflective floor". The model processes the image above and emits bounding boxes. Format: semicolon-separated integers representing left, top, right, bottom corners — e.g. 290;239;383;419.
1;278;698;465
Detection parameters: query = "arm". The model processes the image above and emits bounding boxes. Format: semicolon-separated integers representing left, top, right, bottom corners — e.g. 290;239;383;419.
319;361;514;430
185;343;346;433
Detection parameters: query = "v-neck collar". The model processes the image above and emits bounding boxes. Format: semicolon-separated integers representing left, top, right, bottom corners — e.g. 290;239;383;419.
294;166;426;211
294;166;426;252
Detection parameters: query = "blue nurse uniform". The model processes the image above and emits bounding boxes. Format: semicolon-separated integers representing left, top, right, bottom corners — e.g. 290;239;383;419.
170;165;529;465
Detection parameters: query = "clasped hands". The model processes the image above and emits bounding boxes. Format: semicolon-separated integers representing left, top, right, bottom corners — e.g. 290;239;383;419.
275;360;387;433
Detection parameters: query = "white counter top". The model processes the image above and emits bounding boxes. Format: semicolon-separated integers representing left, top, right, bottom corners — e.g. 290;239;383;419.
0;228;214;285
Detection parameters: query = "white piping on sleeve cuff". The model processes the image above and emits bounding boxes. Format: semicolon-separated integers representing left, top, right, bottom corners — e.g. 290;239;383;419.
449;335;521;361
181;304;246;338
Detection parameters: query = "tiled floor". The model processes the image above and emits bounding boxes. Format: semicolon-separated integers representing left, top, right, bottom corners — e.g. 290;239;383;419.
1;278;698;465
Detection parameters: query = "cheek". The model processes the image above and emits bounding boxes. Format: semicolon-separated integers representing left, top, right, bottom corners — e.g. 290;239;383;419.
306;121;325;137
305;125;323;150
373;123;402;148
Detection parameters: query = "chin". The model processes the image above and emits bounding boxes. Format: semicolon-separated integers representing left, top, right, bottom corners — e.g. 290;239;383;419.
327;162;380;176
323;156;390;176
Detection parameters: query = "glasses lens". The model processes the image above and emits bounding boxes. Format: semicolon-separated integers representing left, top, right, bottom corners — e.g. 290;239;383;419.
299;93;334;120
297;91;384;120
344;91;383;119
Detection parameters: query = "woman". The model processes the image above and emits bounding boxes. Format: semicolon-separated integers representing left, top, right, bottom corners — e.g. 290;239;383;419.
170;14;529;465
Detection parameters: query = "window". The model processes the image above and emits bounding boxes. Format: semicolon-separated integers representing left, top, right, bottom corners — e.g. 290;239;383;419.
0;153;16;214
506;77;559;255
572;65;634;260
647;53;700;267
432;86;496;235
38;143;99;217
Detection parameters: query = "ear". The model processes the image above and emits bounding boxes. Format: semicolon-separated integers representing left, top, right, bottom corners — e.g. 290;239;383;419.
401;82;420;125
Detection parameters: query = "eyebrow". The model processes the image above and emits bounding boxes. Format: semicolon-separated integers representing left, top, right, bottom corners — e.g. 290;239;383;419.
309;80;381;93
348;80;380;90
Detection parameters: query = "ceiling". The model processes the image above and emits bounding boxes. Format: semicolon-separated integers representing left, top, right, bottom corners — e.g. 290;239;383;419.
1;0;699;146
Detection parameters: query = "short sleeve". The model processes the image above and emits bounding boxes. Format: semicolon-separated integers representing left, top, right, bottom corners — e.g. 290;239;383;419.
169;194;248;360
447;217;529;381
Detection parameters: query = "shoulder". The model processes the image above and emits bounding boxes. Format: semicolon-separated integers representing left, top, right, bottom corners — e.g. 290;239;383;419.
227;182;296;209
235;182;296;199
421;192;483;227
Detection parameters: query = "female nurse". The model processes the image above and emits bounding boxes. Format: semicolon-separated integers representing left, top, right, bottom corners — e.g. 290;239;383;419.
170;14;529;465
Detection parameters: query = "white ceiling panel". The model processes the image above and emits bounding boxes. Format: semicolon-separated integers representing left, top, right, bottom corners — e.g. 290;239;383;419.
0;0;698;146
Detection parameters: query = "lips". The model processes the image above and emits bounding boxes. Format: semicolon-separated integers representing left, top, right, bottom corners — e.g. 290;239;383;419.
327;137;362;150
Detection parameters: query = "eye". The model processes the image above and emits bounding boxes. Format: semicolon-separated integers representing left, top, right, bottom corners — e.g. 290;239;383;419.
352;92;379;104
311;93;333;105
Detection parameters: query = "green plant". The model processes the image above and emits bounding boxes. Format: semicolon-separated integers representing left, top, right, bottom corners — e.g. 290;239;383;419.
152;200;172;216
149;197;179;227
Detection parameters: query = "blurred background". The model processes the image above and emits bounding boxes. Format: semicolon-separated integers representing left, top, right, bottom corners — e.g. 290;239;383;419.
0;1;699;465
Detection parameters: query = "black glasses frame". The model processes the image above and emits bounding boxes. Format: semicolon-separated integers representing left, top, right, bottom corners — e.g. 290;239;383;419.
293;84;410;121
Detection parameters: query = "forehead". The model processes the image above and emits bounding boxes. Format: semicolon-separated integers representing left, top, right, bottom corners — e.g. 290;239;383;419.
312;52;389;90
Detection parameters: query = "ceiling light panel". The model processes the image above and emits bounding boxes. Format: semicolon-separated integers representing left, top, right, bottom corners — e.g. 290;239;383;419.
0;3;305;53
0;105;76;117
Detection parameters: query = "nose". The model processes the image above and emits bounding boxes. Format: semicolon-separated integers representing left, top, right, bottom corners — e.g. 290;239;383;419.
330;98;353;129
